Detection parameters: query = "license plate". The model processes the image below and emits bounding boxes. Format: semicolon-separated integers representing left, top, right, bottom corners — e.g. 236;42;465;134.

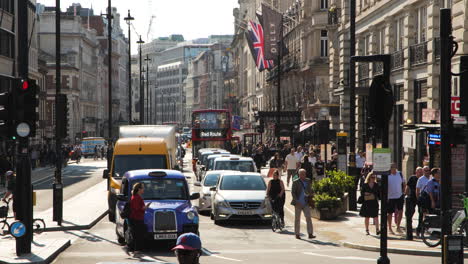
236;210;255;215
154;233;177;240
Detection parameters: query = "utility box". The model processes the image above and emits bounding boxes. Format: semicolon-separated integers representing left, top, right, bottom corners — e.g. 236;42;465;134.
443;235;464;264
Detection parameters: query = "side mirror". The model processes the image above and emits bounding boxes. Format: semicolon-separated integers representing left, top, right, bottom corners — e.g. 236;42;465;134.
190;192;200;200
102;169;109;179
194;182;201;187
116;194;127;201
210;187;217;192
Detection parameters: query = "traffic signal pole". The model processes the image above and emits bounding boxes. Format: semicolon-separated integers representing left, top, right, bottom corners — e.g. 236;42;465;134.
53;0;63;226
16;0;33;255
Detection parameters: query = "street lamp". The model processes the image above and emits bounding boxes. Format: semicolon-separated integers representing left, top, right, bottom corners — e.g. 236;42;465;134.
144;55;151;124
124;10;134;124
137;35;145;124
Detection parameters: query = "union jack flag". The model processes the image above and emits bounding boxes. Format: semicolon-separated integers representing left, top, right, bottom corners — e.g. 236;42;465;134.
246;20;274;71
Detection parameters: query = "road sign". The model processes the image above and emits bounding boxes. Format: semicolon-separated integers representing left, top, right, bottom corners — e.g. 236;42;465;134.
373;148;391;172
10;221;26;238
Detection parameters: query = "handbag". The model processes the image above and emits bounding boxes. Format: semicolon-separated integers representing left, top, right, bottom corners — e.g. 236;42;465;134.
357;195;364;204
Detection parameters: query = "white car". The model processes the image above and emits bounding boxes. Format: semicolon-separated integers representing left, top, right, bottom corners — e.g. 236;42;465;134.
210;172;271;224
194;170;234;212
212;156;257;172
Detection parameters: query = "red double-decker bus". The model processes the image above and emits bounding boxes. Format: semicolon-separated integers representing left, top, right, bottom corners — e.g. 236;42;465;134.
191;109;232;160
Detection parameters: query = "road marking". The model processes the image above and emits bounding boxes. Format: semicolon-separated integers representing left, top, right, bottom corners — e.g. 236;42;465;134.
303;252;374;261
202;248;242;262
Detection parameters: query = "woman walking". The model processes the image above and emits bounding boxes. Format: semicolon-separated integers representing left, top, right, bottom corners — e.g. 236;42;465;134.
128;182;151;254
359;172;380;235
267;169;286;225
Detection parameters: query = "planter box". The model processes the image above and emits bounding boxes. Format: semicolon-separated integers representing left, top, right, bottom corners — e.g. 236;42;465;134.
311;193;349;220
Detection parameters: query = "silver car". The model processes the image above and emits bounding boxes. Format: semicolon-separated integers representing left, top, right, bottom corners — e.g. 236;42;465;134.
210;172;272;224
194;170;233;212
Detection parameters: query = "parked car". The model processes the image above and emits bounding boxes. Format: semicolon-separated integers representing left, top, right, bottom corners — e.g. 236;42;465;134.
115;169;200;244
212;156;257;172
210;172;271;224
196;150;230;180
194;170;234;213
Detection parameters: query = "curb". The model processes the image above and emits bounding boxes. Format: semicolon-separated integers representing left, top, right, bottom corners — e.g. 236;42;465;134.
43;240;71;264
42;210;108;232
342;241;468;257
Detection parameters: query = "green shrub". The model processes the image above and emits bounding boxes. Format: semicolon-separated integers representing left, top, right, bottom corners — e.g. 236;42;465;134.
313;193;341;210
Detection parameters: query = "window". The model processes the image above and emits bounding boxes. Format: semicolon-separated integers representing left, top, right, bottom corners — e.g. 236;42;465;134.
364;34;371;55
0;30;14;58
444;0;452;8
320;0;328;10
0;0;14;14
416;6;427;43
377;29;385;54
320;30;328;57
394;84;404;101
396;17;404;51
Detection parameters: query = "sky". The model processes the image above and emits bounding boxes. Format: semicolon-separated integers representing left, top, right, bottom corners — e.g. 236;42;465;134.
37;0;239;53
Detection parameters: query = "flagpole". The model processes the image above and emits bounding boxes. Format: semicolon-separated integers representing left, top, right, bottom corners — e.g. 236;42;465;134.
276;15;283;143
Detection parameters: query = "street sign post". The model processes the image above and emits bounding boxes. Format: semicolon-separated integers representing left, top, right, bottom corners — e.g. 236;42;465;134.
372;148;391;173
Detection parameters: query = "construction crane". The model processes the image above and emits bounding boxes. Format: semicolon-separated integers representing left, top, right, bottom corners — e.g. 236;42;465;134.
146;0;156;41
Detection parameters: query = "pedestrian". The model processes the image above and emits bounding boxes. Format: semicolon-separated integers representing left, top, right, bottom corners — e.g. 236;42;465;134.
387;163;405;234
127;182;151;254
359;171;380;235
172;232;202;264
295;146;304;161
300;154;314;181
285;148;300;186
101;145;106;160
2;171;16;219
405;167;423;237
314;155;326;180
268;152;284;178
94;145;98;160
291;169;315;239
267;169;285;225
31;148;39;170
416;166;431;235
423;168;441;214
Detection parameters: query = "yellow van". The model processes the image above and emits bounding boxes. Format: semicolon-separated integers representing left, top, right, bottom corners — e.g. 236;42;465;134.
103;137;171;222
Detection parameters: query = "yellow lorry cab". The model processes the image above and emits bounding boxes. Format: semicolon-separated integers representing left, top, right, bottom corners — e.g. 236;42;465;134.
104;137;171;222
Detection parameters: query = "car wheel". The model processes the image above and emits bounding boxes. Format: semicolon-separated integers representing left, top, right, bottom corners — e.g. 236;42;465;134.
214;219;221;225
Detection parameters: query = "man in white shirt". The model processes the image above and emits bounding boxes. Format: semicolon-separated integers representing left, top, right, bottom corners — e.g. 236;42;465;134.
295;146;304;162
387;163;405;234
285;148;300;186
355;151;365;170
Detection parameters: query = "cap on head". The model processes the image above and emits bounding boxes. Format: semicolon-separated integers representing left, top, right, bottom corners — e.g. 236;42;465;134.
172;233;201;251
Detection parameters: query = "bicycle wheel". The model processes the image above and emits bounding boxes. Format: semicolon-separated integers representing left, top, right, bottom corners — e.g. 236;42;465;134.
271;214;278;232
32;219;46;234
0;220;10;236
421;223;441;247
460;221;468;247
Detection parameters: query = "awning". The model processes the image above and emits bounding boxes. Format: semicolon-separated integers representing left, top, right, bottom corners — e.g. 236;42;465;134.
299;122;316;132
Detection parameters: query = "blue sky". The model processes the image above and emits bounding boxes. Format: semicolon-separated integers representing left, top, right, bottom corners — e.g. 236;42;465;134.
38;0;239;53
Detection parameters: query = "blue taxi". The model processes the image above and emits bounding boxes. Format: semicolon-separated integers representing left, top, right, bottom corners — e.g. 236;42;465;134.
115;169;200;244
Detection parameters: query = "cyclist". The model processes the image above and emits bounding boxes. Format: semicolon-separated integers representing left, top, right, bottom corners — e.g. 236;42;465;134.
267;169;285;225
1;171;16;219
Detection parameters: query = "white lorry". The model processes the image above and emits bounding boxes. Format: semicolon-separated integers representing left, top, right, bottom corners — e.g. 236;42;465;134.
119;125;178;170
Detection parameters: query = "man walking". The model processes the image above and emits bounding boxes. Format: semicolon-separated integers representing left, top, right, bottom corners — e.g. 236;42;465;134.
285;148;300;186
405;167;423;238
415;166;431;236
291;169;315;239
387;163;405;234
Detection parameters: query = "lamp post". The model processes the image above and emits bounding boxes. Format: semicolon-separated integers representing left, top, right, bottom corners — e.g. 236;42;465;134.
144;55;151;124
137;36;145;124
107;0;113;140
141;67;146;124
124;10;134;124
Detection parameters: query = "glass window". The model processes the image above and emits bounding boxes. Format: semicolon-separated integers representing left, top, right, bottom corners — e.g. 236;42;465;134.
417;6;427;43
203;173;221;187
134;178;189;200
220;175;266;191
0;30;14;58
214;161;255;172
320;0;328;10
395;17;404;51
113;155;168;177
320;30;328;57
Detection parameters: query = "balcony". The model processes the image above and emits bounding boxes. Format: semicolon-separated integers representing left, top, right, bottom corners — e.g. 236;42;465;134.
358;63;369;81
434;37;440;59
409;41;428;66
391;50;404;70
328;8;340;25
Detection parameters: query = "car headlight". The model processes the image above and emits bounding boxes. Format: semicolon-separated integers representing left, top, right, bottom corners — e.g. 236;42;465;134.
187;211;196;220
216;199;230;208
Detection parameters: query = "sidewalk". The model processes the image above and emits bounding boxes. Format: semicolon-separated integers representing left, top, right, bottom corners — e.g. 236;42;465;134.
0;167;56;196
261;167;467;257
0;180;108;264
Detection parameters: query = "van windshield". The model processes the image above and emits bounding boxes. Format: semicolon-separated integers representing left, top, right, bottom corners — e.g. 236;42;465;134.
133;178;188;200
114;155;167;177
214;161;255;172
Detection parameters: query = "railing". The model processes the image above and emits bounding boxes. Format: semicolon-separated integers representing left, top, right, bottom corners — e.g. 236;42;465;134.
328;8;341;25
391;50;404;70
409;41;428;66
373;62;383;75
358;63;369;81
434;37;440;59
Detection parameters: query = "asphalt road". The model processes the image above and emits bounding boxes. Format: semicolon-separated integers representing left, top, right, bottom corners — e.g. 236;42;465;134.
47;155;439;264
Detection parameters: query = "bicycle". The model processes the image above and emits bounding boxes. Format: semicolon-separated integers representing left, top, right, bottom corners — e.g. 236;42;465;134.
421;193;468;247
270;198;284;232
0;198;11;236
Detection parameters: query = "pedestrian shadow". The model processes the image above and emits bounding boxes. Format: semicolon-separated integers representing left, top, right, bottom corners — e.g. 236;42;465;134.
306;239;340;247
64;229;121;246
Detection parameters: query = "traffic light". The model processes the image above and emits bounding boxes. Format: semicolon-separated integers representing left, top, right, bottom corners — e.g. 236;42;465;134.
367;75;394;129
0;91;13;137
14;78;38;138
56;94;68;139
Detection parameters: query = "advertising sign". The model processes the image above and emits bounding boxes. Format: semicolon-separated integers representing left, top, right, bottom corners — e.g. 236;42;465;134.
372;148;391;172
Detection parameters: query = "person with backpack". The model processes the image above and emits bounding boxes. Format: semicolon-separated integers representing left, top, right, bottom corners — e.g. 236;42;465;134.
127;182;151;255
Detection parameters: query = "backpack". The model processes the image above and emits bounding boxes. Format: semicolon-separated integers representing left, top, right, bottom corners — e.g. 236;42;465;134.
120;201;131;219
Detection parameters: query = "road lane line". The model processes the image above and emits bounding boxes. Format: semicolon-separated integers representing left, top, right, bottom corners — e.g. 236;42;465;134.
303;252;374;261
202;248;242;262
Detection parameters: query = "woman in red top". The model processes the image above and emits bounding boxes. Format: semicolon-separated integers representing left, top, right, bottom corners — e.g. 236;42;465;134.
128;182;151;254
